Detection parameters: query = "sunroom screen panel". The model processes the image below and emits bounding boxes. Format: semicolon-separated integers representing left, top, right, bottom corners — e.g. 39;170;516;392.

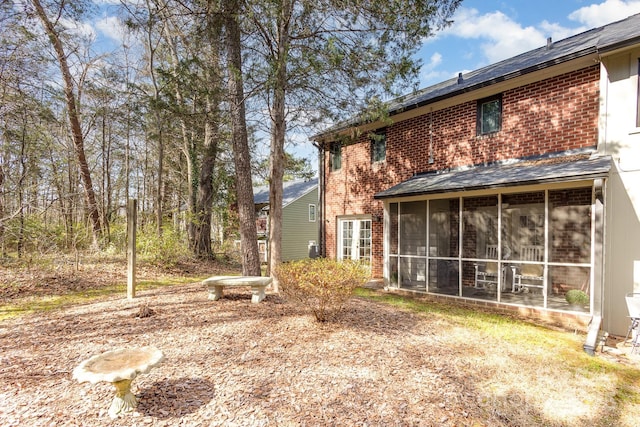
399;201;426;255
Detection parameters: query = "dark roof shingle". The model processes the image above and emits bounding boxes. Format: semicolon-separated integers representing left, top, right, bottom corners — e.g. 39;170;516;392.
254;178;318;206
316;13;640;137
374;155;611;199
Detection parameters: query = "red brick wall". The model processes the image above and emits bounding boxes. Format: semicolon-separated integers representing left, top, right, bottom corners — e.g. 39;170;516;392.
322;65;600;277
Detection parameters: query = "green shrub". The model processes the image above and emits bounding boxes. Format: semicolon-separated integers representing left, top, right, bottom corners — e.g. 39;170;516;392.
565;289;589;306
104;221;128;253
277;258;370;322
136;226;190;266
1;216;89;254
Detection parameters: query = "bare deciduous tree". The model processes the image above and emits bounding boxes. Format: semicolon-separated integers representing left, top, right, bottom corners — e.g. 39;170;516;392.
30;0;102;247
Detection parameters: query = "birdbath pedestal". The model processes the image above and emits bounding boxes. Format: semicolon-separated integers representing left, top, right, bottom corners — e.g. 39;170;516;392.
73;346;164;419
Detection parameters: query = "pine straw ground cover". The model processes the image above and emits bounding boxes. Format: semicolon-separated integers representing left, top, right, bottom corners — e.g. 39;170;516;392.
1;260;640;426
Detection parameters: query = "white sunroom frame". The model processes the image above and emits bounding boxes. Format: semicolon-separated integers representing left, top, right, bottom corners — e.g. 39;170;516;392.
381;179;604;318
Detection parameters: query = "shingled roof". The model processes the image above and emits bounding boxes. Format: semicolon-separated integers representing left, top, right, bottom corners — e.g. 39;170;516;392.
374;154;611;199
316;13;640;137
254;178;318;207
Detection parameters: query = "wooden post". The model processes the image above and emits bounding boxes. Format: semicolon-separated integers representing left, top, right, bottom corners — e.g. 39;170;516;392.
127;199;137;299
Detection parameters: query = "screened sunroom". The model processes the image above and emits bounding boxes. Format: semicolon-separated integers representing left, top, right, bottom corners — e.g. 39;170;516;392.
377;155;610;314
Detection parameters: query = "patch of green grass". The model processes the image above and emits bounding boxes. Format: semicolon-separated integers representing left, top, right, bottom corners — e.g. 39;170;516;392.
609;366;640;404
0;276;205;321
615;381;640;404
356;287;505;321
358;287;563;335
1;286;123;319
357;288;582;351
356;287;640;405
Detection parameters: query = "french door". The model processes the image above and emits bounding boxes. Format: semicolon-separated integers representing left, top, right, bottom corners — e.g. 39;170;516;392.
338;218;372;264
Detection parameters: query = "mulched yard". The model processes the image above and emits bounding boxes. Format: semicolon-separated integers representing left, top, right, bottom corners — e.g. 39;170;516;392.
0;260;639;426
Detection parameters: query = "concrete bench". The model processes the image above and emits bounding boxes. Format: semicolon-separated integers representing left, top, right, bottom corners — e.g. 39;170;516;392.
203;276;272;303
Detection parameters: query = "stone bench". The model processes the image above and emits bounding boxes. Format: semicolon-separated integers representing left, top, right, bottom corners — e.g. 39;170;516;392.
203;275;272;303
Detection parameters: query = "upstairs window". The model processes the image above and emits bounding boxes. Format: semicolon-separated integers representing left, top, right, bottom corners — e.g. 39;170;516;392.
477;95;502;135
330;142;342;171
370;129;386;163
309;204;317;222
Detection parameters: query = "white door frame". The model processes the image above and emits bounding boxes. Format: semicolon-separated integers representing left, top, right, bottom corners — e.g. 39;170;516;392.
337;216;372;264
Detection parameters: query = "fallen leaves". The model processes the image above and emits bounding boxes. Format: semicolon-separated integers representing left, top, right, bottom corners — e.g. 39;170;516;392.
0;281;484;426
1;261;638;426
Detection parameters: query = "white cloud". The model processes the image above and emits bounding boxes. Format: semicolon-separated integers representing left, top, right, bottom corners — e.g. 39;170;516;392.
568;0;640;27
539;20;583;43
443;8;547;64
419;52;452;85
426;1;640;73
60;16;97;42
421;51;443;76
417;1;640;88
95;16;127;44
427;52;442;68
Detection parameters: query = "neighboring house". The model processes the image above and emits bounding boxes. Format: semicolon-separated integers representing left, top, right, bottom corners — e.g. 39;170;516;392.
253;178;319;262
312;13;640;347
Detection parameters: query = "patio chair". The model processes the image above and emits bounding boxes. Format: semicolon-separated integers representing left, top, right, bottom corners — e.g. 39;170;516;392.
512;245;544;293
474;245;499;289
624;293;640;354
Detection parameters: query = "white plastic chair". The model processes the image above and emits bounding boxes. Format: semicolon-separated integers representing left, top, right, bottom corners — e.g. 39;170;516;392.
625;293;640;354
474;245;499;289
521;245;543;262
512;245;544;292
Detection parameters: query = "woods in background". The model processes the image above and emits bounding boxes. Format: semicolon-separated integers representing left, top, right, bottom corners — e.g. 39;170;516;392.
0;0;460;271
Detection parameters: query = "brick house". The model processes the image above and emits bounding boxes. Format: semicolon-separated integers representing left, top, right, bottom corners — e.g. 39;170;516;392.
312;13;640;347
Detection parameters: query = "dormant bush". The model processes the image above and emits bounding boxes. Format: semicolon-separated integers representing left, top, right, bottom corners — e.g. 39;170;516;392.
277;258;370;322
137;226;190;266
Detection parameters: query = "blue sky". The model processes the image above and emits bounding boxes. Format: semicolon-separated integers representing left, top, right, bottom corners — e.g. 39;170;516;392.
89;0;640;169
91;1;640;89
416;0;640;88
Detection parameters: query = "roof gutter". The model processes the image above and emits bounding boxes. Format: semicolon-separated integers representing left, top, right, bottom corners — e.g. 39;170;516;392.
596;35;640;55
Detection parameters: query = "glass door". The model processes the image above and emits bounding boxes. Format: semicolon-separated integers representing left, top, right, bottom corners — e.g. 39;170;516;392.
338;218;372;265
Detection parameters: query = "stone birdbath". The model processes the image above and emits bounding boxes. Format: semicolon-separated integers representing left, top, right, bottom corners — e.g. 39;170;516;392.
73;346;164;419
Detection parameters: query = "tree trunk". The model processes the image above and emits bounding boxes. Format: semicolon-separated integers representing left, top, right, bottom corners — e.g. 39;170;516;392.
17;120;27;258
31;0;102;247
225;0;260;276
160;12;199;250
65;141;75;248
0;156;4;257
267;0;293;291
193;97;219;258
101;112;113;241
193;6;224;259
143;0;165;237
155;118;164;236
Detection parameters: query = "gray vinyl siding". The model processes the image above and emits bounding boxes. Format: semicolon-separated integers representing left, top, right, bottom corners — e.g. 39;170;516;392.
281;188;319;261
